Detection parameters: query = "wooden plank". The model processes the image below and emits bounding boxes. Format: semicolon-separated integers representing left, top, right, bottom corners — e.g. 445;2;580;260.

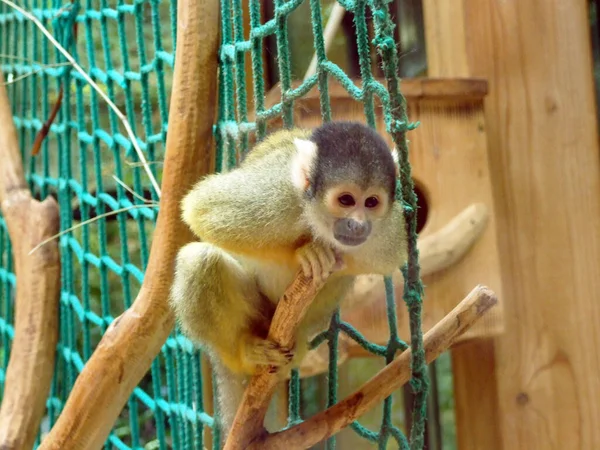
451;339;502;450
422;3;504;449
263;77;489;107
422;1;469;77
449;1;600;448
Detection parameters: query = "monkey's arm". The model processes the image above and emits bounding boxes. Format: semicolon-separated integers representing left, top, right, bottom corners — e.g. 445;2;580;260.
181;169;307;264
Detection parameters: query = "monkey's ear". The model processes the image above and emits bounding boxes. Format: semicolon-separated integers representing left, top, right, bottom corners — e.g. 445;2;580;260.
391;147;400;177
291;138;317;191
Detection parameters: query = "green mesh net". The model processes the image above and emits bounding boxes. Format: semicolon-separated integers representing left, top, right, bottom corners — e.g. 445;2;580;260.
0;0;427;449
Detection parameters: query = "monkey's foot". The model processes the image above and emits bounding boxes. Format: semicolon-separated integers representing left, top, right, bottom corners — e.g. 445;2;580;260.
241;336;295;371
296;241;342;282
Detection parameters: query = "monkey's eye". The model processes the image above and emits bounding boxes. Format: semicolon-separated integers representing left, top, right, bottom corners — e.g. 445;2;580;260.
338;194;356;207
365;196;379;208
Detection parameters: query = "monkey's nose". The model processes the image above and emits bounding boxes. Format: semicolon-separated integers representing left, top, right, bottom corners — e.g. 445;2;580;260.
346;220;368;234
334;218;372;246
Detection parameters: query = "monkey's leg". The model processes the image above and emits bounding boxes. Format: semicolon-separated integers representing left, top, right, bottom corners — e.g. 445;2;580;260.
170;242;293;375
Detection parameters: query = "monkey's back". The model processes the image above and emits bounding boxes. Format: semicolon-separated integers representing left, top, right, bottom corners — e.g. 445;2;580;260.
181;130;311;256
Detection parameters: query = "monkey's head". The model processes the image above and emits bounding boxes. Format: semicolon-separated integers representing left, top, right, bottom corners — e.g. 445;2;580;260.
291;121;399;250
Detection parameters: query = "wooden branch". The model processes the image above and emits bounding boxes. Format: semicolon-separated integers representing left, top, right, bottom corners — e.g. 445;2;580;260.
419;203;489;276
0;71;61;450
304;2;346;80
251;285;498;450
223;272;329;450
0;74;26;201
37;0;220;447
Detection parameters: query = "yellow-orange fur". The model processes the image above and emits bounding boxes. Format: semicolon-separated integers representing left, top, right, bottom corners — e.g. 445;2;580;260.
169;126;407;437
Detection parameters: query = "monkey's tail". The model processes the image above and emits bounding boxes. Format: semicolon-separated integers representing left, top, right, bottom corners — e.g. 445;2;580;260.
210;357;250;446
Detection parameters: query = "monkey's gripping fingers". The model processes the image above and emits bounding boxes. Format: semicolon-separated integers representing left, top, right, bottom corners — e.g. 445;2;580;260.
296;241;340;282
241;336;295;372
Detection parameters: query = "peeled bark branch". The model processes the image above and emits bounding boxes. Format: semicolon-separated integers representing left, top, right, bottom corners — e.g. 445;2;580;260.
0;70;61;450
252;285;498;450
223;272;329;450
38;0;220;447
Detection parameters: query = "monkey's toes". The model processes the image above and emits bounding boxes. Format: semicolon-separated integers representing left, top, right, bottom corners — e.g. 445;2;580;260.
248;339;295;367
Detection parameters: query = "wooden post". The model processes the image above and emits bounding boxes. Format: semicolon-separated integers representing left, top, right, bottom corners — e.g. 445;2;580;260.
421;2;503;449
427;0;600;448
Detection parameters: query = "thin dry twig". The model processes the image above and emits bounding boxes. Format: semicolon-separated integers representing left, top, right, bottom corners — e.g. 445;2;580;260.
0;61;72;86
28;203;159;255
0;0;162;198
112;175;155;204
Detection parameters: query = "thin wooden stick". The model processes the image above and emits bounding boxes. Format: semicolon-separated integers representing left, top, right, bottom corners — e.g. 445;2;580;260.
304;2;346;80
250;285;498;450
223;272;329;449
37;0;220;447
0;70;61;450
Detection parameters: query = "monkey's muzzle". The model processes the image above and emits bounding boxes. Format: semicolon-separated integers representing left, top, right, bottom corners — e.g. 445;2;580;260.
333;218;372;246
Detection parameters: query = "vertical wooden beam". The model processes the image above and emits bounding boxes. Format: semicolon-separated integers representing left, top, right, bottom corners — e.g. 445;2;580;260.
428;0;600;448
464;1;600;448
422;0;469;77
422;2;503;449
451;339;501;450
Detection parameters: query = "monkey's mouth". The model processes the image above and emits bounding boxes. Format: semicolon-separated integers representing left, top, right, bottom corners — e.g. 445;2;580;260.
334;233;368;247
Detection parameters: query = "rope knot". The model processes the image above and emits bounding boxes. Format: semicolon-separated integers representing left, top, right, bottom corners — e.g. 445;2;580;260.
391;119;419;133
372;35;395;52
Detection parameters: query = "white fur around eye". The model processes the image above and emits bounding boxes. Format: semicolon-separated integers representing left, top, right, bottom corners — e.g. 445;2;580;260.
291;138;317;190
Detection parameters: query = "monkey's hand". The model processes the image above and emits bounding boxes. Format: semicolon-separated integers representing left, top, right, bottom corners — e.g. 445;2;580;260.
295;240;345;283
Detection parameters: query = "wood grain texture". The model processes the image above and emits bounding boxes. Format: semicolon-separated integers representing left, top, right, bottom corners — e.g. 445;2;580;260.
0;71;61;450
224;271;329;450
37;0;220;447
422;3;504;449
445;1;600;448
251;285;498;450
451;339;502;450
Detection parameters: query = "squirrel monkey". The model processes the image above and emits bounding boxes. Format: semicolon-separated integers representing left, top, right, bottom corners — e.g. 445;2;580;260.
169;121;407;435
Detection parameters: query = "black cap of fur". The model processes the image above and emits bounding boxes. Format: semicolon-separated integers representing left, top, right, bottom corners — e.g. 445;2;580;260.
307;121;397;201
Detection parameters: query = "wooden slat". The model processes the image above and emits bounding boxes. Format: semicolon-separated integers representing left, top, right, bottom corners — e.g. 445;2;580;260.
451;339;502;450
263;77;489;109
439;0;600;448
421;2;504;449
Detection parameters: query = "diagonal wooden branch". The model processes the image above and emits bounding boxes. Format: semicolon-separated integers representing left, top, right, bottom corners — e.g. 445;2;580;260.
37;0;220;447
0;70;61;450
250;285;498;450
223;271;329;449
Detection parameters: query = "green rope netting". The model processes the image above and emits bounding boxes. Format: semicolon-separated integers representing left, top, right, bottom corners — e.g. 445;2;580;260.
0;0;427;449
216;1;428;448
